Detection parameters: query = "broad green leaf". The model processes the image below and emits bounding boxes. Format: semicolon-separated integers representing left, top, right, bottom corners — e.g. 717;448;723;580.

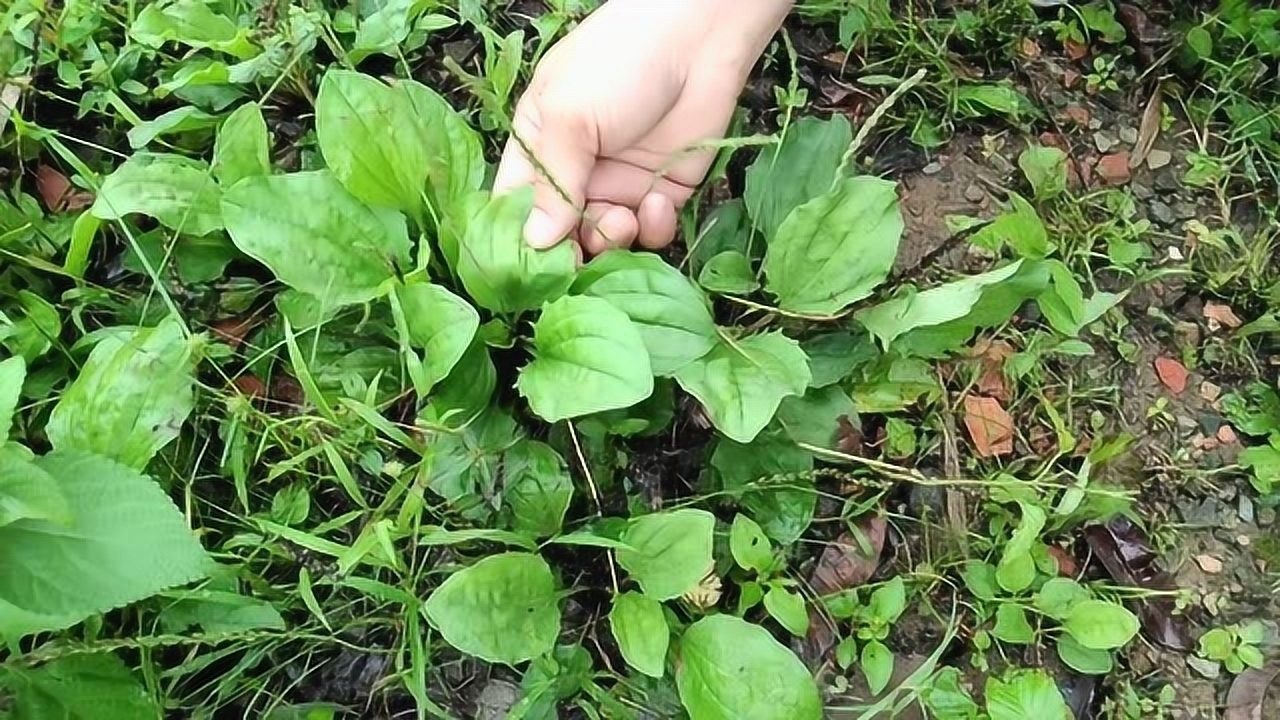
1;290;62;361
961;561;999;601
0;355;24;438
1019;145;1068;200
0;453;70;527
1039;262;1125;336
350;0;445;62
922;667;981;720
1056;634;1113;675
688;199;750;274
222;171;411;306
47;317;196;470
955;84;1035;120
396;283;479;389
425;340;495;427
130;0;257;57
776;385;859;451
518;295;654;422
856;262;1024;349
400;78;487;211
730;514;773;575
3;654;160;720
763;176;903;316
674;331;810;443
503;440;573;538
615;509;715;601
158;589;286;634
698;251;759;295
122;230;238;285
861;640;894;695
0;451;210;637
457;189;577;315
1062;600;1139;650
992;604;1035;644
1034;578;1091;619
609;592;669;678
571;251;716;376
677;614;821;720
315;70;431;215
969;195;1051;259
424;552;560;664
984;671;1070;720
801;330;878;388
996;502;1046;594
127;106;220;149
764;586;809;636
92;154;223;236
213;102;271;187
711;435;815;544
745;115;852;240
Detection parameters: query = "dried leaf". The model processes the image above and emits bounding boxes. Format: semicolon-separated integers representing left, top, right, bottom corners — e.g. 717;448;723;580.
1130;84;1163;169
1204;302;1244;330
35;165;94;212
810;517;888;596
1225;666;1280;720
210;315;262;349
963;395;1014;457
1154;357;1189;394
0;82;19;134
1084;519;1191;650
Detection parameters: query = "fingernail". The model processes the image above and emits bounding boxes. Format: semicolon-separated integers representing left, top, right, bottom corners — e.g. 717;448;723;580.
524;208;564;249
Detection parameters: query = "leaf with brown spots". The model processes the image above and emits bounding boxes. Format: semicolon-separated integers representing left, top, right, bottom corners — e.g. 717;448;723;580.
1154;357;1188;394
963;395;1014;457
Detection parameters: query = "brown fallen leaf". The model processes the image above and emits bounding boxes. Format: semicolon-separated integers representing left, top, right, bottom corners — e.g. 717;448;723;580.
232;375;268;399
1225;666;1280;720
1204;301;1244;330
1130;83;1163;169
835;415;864;457
1154;356;1189;394
1064;38;1090;61
210;315;263;349
1084;519;1192;650
802;516;887;668
35;164;94;212
963;395;1014;457
1047;545;1079;577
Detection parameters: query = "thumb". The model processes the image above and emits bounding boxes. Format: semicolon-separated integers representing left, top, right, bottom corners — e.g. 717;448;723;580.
494;100;597;249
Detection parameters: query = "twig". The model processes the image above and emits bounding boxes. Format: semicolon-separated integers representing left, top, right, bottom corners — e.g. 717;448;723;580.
567;422;620;593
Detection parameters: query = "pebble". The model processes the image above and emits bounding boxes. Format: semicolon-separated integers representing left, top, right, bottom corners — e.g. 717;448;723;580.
1149;200;1176;225
964;183;985;202
1096;152;1132;185
1094;131;1118;152
1187;656;1221;679
1147;148;1173;169
1154;169;1181;191
1174;201;1199;220
1239;495;1256;523
1118;126;1139;145
1195;554;1223;574
1088;117;1103;130
1132;183;1153;200
1237;534;1252;547
922;161;943;175
1260;508;1276;527
1218;425;1238;444
1201;381;1223;402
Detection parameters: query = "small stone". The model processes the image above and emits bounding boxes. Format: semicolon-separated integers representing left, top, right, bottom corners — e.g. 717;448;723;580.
1063;105;1091;126
1260;508;1277;527
1094;131;1118;153
476;680;522;720
1218;425;1238;444
1201;381;1223;402
1167;245;1185;261
1149;200;1176;225
1088;117;1103;130
1199;412;1224;435
1154;167;1180;191
1147;148;1173;170
1155;356;1190;394
1096;152;1132;185
1187;656;1221;679
1174;201;1199;220
1133;183;1153;200
964;183;985;203
1237;534;1252;547
922;161;943;175
1239;495;1255;523
1118;126;1139;145
1196;554;1224;574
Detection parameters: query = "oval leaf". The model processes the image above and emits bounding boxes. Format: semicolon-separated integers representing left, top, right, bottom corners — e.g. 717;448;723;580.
572;251;716;376
763;176;903;316
615;509;714;601
518;295;654;422
609;592;669;678
221;171;410;306
1062;599;1139;650
457;189;576;315
677;614;822;720
763;586;809;636
424;552;560;665
213;102;270;187
396;283;479;389
91;154;222;236
674;331;811;443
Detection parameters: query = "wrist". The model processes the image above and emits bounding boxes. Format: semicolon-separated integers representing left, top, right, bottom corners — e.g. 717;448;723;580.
699;0;793;73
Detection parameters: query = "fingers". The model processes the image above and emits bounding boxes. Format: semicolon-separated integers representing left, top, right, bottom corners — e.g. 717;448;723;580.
494;97;598;249
636;192;678;249
579;201;639;256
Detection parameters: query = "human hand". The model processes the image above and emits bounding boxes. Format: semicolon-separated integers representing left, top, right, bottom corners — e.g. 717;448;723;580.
493;0;791;257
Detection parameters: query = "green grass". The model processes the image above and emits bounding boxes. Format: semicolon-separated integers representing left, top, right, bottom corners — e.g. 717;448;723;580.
1;1;1278;718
